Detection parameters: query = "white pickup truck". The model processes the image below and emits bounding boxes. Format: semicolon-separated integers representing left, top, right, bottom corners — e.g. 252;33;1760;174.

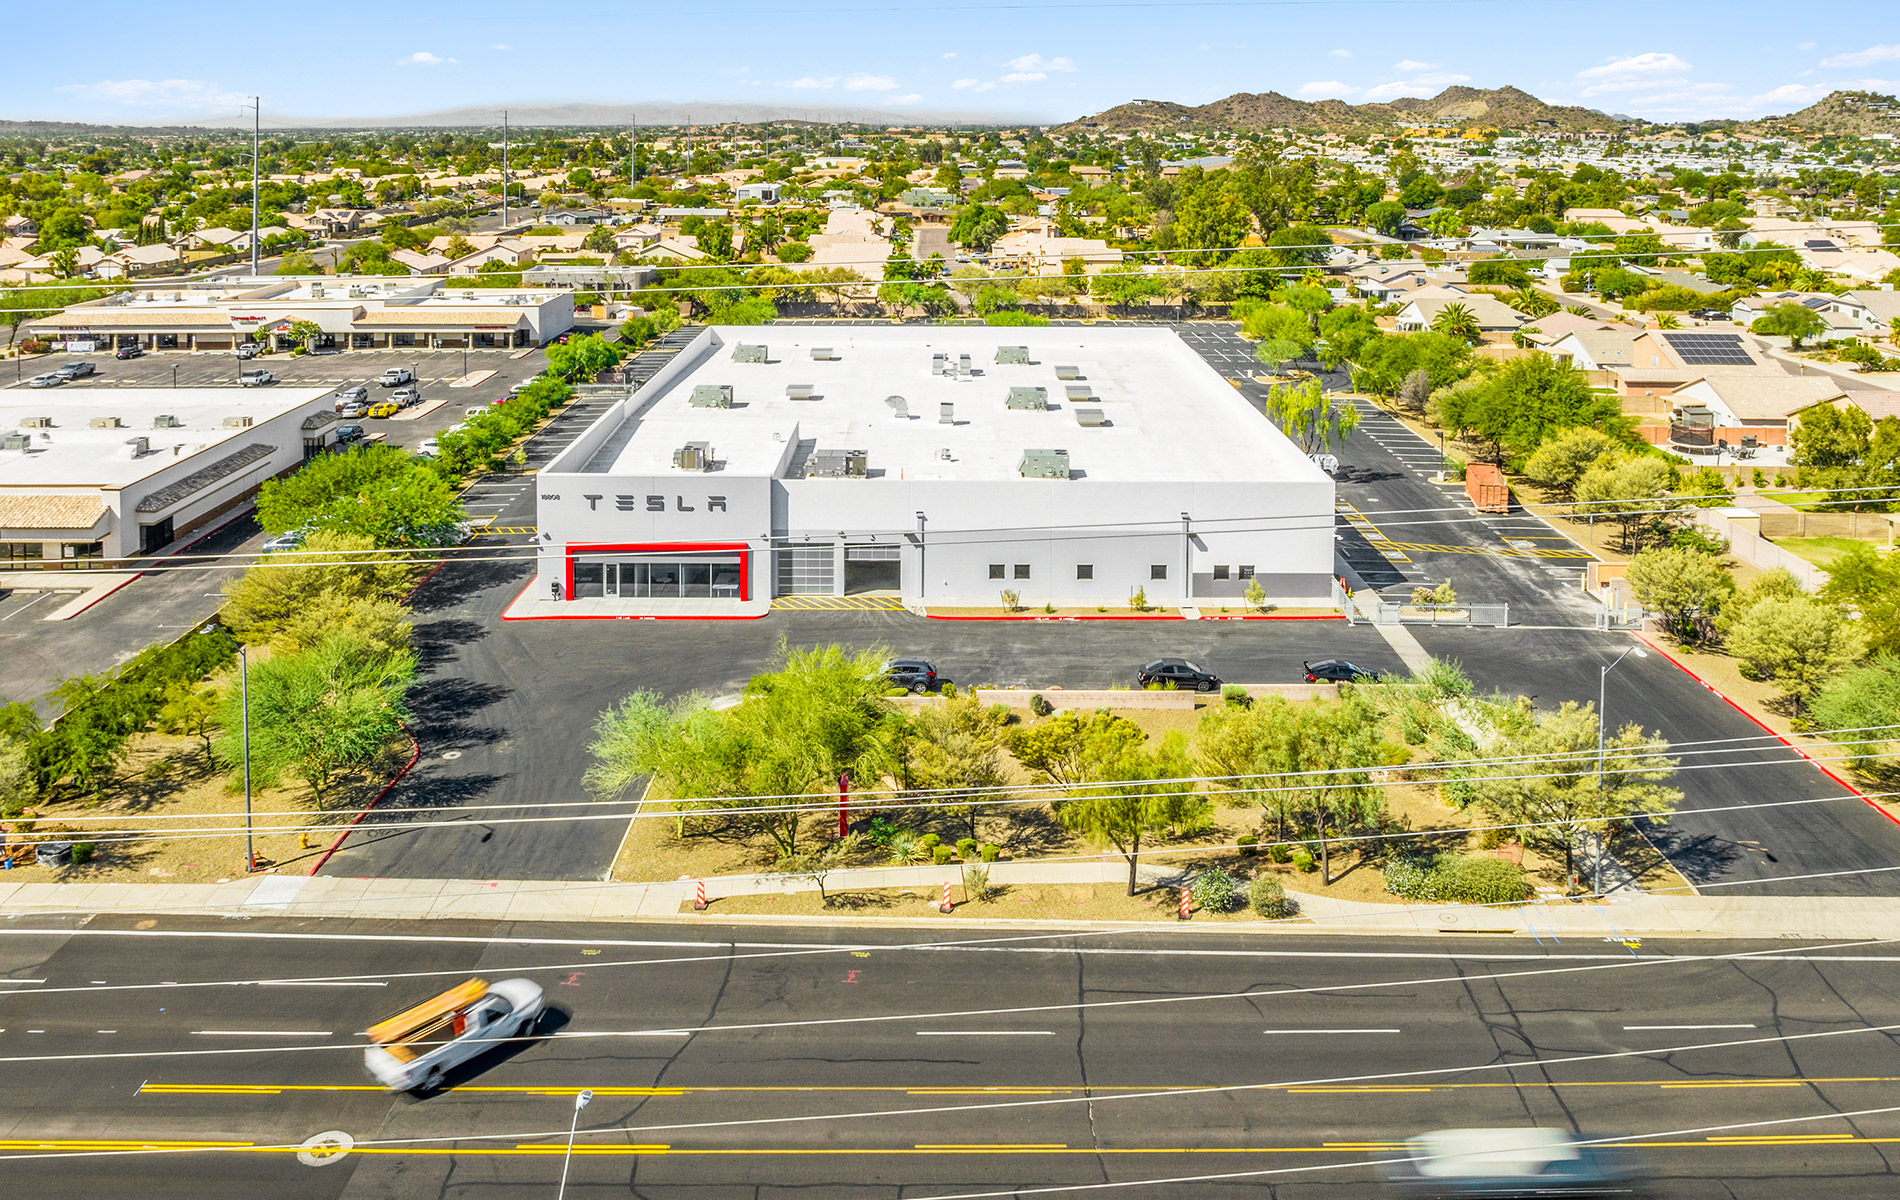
362;977;545;1092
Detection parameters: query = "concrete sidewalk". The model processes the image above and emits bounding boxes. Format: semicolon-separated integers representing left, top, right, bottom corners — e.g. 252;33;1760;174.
5;863;1900;939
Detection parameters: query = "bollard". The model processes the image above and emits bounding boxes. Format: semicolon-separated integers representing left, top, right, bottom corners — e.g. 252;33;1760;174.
1179;887;1191;921
939;881;954;914
693;879;708;911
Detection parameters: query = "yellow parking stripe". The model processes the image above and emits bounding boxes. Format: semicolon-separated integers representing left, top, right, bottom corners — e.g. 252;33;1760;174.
473;526;537;536
1336;502;1412;564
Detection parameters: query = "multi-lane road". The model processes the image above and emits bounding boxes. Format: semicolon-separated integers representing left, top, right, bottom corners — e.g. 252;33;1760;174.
5;916;1900;1198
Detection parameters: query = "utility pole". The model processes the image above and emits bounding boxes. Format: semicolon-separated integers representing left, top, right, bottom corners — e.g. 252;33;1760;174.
250;96;261;277
501;111;509;230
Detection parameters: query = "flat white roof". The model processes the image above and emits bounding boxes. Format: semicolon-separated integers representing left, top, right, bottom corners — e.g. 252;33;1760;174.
577;326;1323;484
0;387;330;488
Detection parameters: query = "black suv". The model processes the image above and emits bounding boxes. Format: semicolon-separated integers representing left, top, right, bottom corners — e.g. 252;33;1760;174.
886;658;939;693
115;344;143;360
1303;659;1383;683
1138;658;1221;692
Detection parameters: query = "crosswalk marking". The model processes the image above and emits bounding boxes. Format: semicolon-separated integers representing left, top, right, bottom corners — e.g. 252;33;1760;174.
772;595;906;610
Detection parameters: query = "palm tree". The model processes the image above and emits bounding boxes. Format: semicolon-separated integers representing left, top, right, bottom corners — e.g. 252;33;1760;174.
1655;312;1682;330
1431;302;1480;343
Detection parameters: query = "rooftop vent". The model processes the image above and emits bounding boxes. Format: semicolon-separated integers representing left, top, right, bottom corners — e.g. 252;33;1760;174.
884;395;910;420
733;344;767;364
995;345;1030;365
1074;407;1107;427
786;382;816;401
310;282;324;298
122;436;151;459
1006;387;1049;411
152;414;181;429
689;384;734;408
88;416;123;429
808;448;868;478
939;402;954;425
672;441;715;471
1064;383;1095;402
810;346;836;361
1054;365;1082;380
21;417;52;429
222;416;254;428
2;434;29;451
958;353;972;377
1019;449;1070;479
931;352;947;375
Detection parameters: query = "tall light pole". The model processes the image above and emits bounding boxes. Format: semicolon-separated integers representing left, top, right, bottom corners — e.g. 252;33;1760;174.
1593;643;1648;896
556;1089;593;1199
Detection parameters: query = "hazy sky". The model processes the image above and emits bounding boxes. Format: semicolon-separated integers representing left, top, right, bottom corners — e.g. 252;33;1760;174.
10;0;1896;126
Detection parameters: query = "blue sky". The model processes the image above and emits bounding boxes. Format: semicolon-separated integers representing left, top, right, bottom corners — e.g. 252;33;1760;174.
10;0;1898;127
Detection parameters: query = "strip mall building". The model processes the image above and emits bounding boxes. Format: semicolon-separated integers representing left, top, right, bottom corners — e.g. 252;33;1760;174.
520;327;1334;616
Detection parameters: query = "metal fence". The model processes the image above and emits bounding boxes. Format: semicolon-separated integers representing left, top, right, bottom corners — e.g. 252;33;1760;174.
1348;594;1510;628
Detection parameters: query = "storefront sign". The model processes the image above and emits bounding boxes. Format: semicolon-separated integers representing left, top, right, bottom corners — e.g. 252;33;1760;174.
572;494;728;513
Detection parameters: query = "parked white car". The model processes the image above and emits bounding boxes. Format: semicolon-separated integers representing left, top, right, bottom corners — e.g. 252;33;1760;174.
363;978;544;1092
380;367;414;387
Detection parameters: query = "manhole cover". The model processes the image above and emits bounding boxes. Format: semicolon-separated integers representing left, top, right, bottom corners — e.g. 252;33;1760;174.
297;1130;354;1167
441;750;463;761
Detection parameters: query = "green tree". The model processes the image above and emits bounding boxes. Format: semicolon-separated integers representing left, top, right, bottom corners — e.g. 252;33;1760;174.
949;204;1009;252
906;695;1010;842
1365;201;1406;236
1008;710;1146;788
1522;427;1618;500
1727;597;1866;709
1263;377;1360;455
1436;352;1617;464
255;444;465;547
214;632;415;806
1809;655;1900;768
157;684;222;762
1751;301;1828;349
284;319;323;350
1055;733;1201;895
1821;543;1900;655
1573;453;1672;550
1626;546;1733;642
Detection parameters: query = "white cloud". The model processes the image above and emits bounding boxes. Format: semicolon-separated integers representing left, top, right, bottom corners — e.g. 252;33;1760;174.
399;51;456;66
1577;51;1691;80
1361;72;1470;102
56;78;246;109
889;93;924;105
1796;41;1816;51
1329;48;1351;58
1393;59;1437;72
951;78;982;91
785;75;840;89
491;43;512;51
1297;80;1360;100
999;71;1046;84
1003;53;1076;73
1820;43;1900;68
942;51;956;59
844;73;898;91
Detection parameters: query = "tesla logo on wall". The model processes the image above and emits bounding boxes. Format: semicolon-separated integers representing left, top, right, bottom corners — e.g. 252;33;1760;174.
582;495;727;512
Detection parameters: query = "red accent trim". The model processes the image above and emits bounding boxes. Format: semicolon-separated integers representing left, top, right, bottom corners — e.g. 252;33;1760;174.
563;541;751;603
500;579;769;621
309;721;421;875
1637;633;1900;830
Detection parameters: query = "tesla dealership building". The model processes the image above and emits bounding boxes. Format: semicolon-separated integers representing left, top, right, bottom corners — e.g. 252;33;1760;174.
524;326;1334;615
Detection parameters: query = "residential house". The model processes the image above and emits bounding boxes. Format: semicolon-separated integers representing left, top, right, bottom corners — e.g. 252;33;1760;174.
1667;374;1849;451
443;240;535;274
1830;290;1900;334
612;225;665;253
389;248;452;275
1;214;36;238
545;207;613;226
112;243;183;273
1731;291;1860;338
182;227;245;251
988;232;1123;276
636;237;707;264
734;183;781;203
1392;289;1524;339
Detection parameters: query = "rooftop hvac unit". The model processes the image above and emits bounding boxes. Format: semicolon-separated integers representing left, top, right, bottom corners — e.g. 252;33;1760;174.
931;352;947;375
222;416;255;427
1054;364;1082;380
1074;407;1107;427
884;395;909;419
807;448;868;478
2;434;29;451
733;344;767;364
89;416;123;429
957;353;972;377
152;414;181;429
810;346;836;361
21;417;52;429
1006;387;1049;410
1064;383;1095;401
310;282;324;298
786;382;816;400
939;402;954;425
122;436;151;459
1019;449;1070;479
672;440;715;471
995;345;1030;365
689;384;734;408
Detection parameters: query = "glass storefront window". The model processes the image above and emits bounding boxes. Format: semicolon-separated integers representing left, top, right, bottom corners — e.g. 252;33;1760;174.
576;557;742;600
682;564;711;597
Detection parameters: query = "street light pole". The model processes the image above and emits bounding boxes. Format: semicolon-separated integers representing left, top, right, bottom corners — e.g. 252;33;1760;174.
556;1089;593;1200
1593;643;1648;896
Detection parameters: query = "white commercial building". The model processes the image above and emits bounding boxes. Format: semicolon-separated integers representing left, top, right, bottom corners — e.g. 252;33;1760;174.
0;387;340;565
521;327;1334;616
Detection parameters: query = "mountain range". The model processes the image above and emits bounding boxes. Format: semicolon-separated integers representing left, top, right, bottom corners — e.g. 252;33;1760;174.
1062;86;1625;135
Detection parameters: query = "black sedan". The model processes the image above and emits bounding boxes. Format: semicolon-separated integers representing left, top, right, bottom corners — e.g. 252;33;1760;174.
1138;658;1221;692
885;658;939;693
1303;659;1384;684
115;344;143;360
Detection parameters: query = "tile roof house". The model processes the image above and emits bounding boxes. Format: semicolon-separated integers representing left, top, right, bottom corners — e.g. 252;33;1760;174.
1830;290;1900;333
389;248;452;275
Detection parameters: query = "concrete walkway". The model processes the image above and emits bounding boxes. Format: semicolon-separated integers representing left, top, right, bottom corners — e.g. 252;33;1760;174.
5;862;1900;939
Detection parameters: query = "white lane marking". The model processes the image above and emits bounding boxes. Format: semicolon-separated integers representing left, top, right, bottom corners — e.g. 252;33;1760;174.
0;980;47;985
96;1030;117;1034
192;1030;335;1037
1263;1028;1402;1035
1624;1024;1757;1031
253;981;387;988
917;1030;1054;1037
551;1029;693;1038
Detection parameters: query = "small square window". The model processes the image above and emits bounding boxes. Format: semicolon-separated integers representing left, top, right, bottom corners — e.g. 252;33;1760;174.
1076;564;1093;580
1213;565;1230;581
989;564;1005;579
1238;565;1255;580
1151;564;1168;580
1014;564;1031;580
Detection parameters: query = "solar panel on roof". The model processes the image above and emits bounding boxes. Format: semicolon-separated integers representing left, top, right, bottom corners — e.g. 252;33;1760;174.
1661;332;1756;367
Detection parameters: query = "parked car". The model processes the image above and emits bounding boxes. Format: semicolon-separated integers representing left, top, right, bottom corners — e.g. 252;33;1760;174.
380;367;414;387
334;423;367;444
391;386;421;406
1379;1128;1644;1197
336;384;368;404
115;344;143;360
1309;452;1339;474
367;401;400;419
336;400;369;418
239;369;275;387
54;361;96;380
1137;658;1221;692
236;342;261;360
464;407;488;419
260;528;308;552
416;437;440;457
1690;309;1730;322
1303;659;1383;683
27;372;64;388
885;658;939;693
363;977;545;1093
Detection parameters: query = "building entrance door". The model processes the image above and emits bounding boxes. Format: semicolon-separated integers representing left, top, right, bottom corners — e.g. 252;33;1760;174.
604;563;621;597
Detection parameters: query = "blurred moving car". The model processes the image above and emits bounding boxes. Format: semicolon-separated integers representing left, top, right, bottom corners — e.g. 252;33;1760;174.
1379;1128;1643;1197
416;437;440;457
363;977;544;1093
334;423;367;444
1304;659;1383;683
1309;452;1339;474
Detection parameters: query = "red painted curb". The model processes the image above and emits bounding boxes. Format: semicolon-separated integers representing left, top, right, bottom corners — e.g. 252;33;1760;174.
927;613;1186;621
309;721;422;875
1636;633;1900;830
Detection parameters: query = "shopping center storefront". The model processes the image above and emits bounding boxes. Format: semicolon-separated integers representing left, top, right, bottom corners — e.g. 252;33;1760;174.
564;543;751;602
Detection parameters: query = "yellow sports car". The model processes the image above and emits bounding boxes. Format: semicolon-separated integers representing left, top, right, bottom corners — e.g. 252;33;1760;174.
367;401;400;418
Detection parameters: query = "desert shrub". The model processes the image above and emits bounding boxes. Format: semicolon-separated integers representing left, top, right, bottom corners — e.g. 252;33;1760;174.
1249;874;1296;918
956;837;979;858
918;833;941;849
980;844;1001;862
1029;692;1054;718
1292;847;1317;873
1190;868;1241;912
932;844;955;865
1383;852;1530;904
1268;841;1293;864
1238;834;1258;856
